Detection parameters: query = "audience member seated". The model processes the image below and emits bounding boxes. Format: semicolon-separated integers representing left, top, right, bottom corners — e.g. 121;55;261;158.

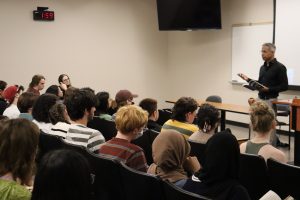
0;119;39;200
64;88;105;153
99;105;148;172
2;85;24;119
182;132;251;200
111;89;138;119
32;93;58;133
139;98;162;132
27;74;45;95
17;92;39;121
240;101;287;163
48;103;71;138
95;91;113;121
161;97;199;138
148;129;200;187
45;85;63;99
189;103;220;144
58;74;72;96
0;80;8;115
31;149;91;200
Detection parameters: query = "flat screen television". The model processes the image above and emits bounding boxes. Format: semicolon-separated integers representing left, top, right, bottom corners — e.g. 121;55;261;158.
156;0;221;31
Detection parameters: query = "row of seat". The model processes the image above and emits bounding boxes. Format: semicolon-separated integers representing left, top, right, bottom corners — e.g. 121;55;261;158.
37;132;210;200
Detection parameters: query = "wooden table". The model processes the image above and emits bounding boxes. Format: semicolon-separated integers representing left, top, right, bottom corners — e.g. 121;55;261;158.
166;100;250;131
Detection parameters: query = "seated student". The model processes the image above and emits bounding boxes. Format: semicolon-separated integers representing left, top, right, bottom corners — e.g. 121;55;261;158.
111;89;138;119
2;85;24;119
17;92;39;121
240;101;287;163
95;91;113;121
182;131;251;200
189;103;220;144
0;80;8;115
32;93;59;133
139;98;161;132
45;85;64;99
58;74;72;96
31;149;91;200
0;119;40;200
148;129;200;187
99;105;149;172
161;97;199;138
48;103;71;138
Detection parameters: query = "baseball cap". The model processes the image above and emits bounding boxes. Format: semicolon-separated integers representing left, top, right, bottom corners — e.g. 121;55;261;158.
115;90;138;103
3;85;18;104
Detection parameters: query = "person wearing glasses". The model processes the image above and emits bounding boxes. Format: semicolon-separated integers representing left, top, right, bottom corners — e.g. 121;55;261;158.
58;74;72;96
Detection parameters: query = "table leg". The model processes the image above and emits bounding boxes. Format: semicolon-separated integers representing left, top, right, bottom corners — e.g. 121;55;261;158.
221;110;226;131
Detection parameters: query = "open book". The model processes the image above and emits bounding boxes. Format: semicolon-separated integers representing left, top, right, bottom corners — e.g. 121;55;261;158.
259;190;295;200
243;80;266;91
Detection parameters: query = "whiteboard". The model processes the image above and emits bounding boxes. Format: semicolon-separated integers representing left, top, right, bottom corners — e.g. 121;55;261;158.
231;23;273;83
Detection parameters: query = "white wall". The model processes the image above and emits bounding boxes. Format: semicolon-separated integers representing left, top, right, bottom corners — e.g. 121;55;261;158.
0;0;168;106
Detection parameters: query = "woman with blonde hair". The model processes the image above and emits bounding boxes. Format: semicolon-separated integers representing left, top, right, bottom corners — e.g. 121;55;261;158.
0;119;40;199
240;101;287;163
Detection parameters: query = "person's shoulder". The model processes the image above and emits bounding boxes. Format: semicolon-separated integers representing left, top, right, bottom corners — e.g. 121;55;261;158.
239;141;248;153
259;144;287;163
0;180;31;200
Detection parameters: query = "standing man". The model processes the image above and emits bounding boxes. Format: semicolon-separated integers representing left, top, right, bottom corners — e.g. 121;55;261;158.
239;42;288;147
27;74;46;95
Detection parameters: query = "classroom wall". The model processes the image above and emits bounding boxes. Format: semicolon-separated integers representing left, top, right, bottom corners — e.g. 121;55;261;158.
0;0;168;105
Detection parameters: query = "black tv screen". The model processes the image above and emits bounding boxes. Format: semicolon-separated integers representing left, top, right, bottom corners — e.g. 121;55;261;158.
156;0;221;31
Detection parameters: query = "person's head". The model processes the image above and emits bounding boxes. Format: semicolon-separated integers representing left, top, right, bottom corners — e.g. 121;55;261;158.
29;74;46;90
261;43;276;62
196;129;240;185
139;98;159;121
17;92;39;113
115;105;148;136
3;85;24;104
153;130;190;172
96;91;110;114
0;80;7;97
115;89;138;108
31;149;91;200
0;119;39;185
64;89;97;122
46;85;63;98
58;74;71;87
250;101;276;134
171;97;198;123
63;86;77;101
49;103;70;125
197;103;220;133
32;94;59;123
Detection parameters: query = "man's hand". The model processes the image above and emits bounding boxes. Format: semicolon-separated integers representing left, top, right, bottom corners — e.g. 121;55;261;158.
238;73;249;81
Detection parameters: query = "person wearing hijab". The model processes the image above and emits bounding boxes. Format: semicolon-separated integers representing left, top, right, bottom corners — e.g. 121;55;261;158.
182;131;250;200
148;130;200;187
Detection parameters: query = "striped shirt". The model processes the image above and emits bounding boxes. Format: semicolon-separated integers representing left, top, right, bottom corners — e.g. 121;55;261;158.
161;119;199;138
49;122;71;138
99;137;148;172
65;124;105;153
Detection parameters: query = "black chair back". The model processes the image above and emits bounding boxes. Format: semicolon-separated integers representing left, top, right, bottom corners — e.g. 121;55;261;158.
87;117;117;141
86;151;124;200
162;180;211;200
188;140;206;165
268;158;300;199
239;153;269;200
157;109;172;126
119;162;163;200
132;129;159;165
36;131;64;164
205;95;222;103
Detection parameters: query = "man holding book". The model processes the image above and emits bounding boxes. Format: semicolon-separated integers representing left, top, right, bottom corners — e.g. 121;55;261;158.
239;42;288;147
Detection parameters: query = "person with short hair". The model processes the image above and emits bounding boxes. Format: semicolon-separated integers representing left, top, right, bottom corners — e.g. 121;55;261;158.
17;92;39;121
27;74;45;95
64;89;105;153
31;149;91;200
0;119;40;200
189;103;220;144
99;105;148;172
139;98;161;132
240;101;287;163
0;80;8;115
32;93;59;133
161;97;199;138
